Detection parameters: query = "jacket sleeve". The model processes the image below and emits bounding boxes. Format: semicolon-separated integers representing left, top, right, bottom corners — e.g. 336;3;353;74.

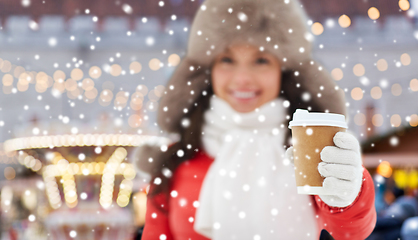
313;167;377;240
142;187;174;240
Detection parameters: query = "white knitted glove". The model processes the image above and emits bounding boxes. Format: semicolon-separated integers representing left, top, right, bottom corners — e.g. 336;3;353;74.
285;132;363;208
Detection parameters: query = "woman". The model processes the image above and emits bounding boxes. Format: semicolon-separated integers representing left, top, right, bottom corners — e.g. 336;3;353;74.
137;0;376;239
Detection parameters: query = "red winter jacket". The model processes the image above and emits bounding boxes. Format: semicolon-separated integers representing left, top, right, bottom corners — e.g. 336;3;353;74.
142;150;376;240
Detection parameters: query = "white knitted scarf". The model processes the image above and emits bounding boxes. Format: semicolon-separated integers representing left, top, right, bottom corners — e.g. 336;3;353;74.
194;95;318;240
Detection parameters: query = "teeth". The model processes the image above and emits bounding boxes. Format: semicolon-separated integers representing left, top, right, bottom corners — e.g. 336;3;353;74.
232;91;256;99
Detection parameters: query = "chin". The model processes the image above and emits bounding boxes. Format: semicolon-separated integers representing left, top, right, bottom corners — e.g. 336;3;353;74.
231;104;257;113
227;98;259;113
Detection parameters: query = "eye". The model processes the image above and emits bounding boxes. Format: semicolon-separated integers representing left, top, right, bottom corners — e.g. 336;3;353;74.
220;57;233;63
256;57;269;64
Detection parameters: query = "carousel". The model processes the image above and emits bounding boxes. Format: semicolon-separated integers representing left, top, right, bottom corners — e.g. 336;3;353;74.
4;133;170;240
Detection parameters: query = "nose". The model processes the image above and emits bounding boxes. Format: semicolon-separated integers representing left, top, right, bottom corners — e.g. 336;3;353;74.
231;66;254;86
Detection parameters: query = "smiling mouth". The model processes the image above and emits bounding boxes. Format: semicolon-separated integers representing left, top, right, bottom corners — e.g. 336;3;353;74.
230;90;260;100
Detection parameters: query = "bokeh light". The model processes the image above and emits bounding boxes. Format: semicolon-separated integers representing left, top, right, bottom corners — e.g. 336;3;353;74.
67;88;81;99
377;161;392;178
136;85;149;96
65;79;77;91
331;68;343;81
351;87;363;100
17;80;29;92
36;82;48;93
390;114;402;127
168;54;181;67
399;0;410;11
129;61;142;74
89;66;102;79
155;85;165;97
1;60;12;73
53;82;65;93
368;7;380;20
400;53;411;66
13;66;25;78
16;83;28;92
100;89;113;102
85;88;98;100
147;90;160;101
36;72;48;84
114;91;129;109
371;86;382;99
391;83;402;96
311;22;324;35
149;58;161;71
130;93;144;111
372;114;384;127
71;68;84;81
128;114;142;128
410;114;418;127
110;64;122;77
2;74;14;86
53;70;66;82
394;170;408;188
409;170;418;189
4;167;16;180
410;79;418;91
28;72;36;84
19;72;32;86
81;78;94;91
376;59;388;71
338;15;351;28
99;89;114;106
353;64;365;77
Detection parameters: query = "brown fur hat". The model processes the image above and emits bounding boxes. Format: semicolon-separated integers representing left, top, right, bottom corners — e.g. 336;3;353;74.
157;0;346;134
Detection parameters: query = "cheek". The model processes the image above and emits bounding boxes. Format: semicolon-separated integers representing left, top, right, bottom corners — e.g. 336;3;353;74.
261;72;281;97
211;69;228;95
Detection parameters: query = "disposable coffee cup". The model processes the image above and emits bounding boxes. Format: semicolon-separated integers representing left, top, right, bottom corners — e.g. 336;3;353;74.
288;109;348;195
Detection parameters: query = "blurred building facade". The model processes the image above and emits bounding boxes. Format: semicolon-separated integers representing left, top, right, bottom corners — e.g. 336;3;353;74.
0;1;416;144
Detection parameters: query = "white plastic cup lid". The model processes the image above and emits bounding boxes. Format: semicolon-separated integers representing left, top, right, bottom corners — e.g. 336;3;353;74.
288;109;348;129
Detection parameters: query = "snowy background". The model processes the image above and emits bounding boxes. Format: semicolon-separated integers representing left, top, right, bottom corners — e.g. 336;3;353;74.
0;0;417;176
0;0;417;239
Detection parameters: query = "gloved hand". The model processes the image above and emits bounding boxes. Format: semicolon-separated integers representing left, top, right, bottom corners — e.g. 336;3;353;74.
285;131;364;208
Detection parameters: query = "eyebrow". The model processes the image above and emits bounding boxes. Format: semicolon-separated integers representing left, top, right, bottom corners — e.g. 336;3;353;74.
223;48;266;57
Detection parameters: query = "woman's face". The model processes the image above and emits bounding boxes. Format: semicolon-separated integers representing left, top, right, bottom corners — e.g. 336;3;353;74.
211;43;282;113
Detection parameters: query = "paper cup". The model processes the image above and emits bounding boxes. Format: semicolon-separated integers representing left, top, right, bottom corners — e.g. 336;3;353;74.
288;109;348;195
